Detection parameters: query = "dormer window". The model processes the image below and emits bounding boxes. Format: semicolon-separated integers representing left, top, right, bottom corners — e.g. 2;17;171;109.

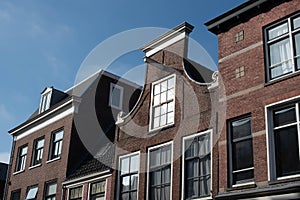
109;83;123;110
39;87;52;113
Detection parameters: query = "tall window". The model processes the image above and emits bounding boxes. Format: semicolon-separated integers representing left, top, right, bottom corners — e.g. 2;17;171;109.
15;145;28;172
265;13;300;80
90;181;106;200
118;153;139;200
148;142;172;200
150;74;175;131
49;129;63;160
267;102;300;180
10;189;21;200
69;186;82;200
26;185;38;200
228;116;254;186
40;88;52;113
31;137;44;166
110;83;123;109
183;130;211;199
44;181;57;200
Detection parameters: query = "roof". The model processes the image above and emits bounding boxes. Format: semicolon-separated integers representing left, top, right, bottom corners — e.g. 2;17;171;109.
66;143;113;180
205;0;289;34
0;162;8;180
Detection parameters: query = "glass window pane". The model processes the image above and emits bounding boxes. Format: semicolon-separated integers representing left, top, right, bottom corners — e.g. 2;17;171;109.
26;186;38;199
37;139;44;148
187;160;198;178
130;192;137;200
55;131;63;141
167;89;174;101
274;126;300;177
271;60;293;79
162;185;170;200
232;139;254;171
233;169;254;185
121;176;130;192
150;171;161;186
153;117;160;129
269;38;292;65
154;84;160;95
131;174;138;190
167;112;174;124
293;16;300;30
167;102;174;112
161;104;167;115
154;95;160;106
22;146;28;155
47;183;57;195
160;114;167;126
130;155;139;172
121;158;129;175
150;149;160;167
111;87;121;107
121;192;129;200
274;105;296;127
161;92;167;103
232;117;251;139
162;167;171;184
151;187;160;200
161;81;167;92
268;23;288;40
167;78;174;89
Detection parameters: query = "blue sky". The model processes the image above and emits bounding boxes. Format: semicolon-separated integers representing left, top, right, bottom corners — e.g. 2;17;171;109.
0;0;246;163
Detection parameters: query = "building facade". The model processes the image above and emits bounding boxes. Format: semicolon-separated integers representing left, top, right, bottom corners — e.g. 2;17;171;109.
206;0;300;199
0;162;8;200
5;71;141;200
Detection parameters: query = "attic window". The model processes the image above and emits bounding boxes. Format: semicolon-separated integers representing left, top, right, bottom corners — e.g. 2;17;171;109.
235;30;244;42
40;87;52;113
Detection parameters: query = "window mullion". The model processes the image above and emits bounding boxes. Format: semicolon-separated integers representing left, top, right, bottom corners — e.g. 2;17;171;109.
288;17;296;72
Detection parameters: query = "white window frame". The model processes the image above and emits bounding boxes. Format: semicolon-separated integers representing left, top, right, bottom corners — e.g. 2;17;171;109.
109;83;124;110
265;95;300;181
26;185;38;200
264;12;300;81
44;180;57;200
39;87;53;113
31;137;45;167
146;141;173;200
182;130;213;200
68;185;84;200
149;74;176;132
15;145;28;172
48;129;64;161
88;179;107;200
117;151;140;200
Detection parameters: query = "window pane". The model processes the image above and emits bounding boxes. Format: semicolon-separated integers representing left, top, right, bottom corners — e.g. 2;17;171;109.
293;16;300;30
167;78;174;89
121;193;129;200
160;114;167;126
150;149;160;167
151;187;160;200
295;34;300;69
162;167;171;184
154;107;160;117
161;104;167;115
274;105;296;127
150;171;161;186
121;176;130;192
22;146;28;155
167;112;174;124
162;185;170;200
161;81;167;92
111;87;121;107
161;146;171;164
270;60;293;79
268;23;288;40
167;89;174;101
274;126;300;177
232;139;254;170
154;84;160;95
161;92;167;103
130;155;139;172
232;117;251;139
186;160;198;178
153;95;160;106
153;117;160;129
26;186;38;199
167;102;174;112
131;174;138;190
37;139;44;148
233;169;254;185
130;192;137;200
186;179;196;199
55;131;63;141
121;157;129;175
47;183;57;196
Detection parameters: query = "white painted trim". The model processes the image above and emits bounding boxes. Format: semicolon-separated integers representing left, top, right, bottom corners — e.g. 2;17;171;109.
146;141;173;200
181;130;213;200
149;74;176;132
13;169;25;176
109;83;124;110
232;181;255;188
265;95;300;181
87;178;108;200
14;107;73;141
63;170;111;186
145;32;186;57
67;185;84;200
28;163;42;170
11;97;76;136
39;87;53;114
46;157;61;164
117;151;140;200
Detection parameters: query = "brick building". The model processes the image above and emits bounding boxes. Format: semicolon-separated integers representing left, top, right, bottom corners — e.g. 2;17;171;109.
110;22;219;200
206;0;300;199
5;70;141;200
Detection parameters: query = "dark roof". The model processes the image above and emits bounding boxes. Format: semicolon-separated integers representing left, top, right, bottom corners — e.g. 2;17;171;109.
66;143;114;180
183;59;213;83
205;0;289;34
0;162;8;180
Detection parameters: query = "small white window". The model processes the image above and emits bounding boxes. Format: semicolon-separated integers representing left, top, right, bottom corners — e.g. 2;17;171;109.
109;84;123;110
150;74;176;131
39;87;52;113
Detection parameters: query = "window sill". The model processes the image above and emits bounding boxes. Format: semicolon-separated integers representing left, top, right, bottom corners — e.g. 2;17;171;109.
265;70;300;87
29;164;42;170
13;170;25;175
149;123;175;134
227;182;256;191
185;196;212;200
269;174;300;185
46;157;61;164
